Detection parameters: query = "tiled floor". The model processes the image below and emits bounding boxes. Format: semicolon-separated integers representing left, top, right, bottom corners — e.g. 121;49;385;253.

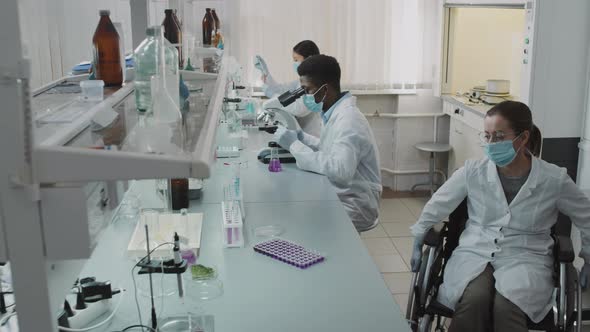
362;197;429;316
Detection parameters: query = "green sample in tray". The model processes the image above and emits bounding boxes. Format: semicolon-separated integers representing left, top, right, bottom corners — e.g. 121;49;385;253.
191;264;215;280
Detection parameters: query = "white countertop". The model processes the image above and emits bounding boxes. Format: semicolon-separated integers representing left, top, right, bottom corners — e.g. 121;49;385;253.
442;94;493;118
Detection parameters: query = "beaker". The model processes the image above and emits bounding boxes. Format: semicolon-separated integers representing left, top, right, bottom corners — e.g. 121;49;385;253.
268;147;282;172
116;193;140;222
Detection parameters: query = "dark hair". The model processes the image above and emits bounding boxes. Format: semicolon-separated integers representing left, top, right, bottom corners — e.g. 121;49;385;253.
486;100;542;157
297;54;341;91
292;40;320;59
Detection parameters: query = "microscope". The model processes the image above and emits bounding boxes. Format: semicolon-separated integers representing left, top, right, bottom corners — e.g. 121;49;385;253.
257;87;306;164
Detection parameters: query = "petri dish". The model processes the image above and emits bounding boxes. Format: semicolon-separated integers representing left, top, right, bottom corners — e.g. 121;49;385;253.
133;272;178;298
253;225;284;238
158;313;214;332
183;265;223;301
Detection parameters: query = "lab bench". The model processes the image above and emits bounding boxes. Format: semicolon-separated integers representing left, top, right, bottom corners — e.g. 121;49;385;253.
74;127;407;331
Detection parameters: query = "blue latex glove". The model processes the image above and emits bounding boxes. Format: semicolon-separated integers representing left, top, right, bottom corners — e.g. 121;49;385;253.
410;234;426;272
254;55;269;76
581;263;590;289
297;129;305;141
273;126;298;150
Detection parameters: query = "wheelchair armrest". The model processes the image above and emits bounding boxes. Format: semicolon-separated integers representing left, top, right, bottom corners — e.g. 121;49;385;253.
555;235;575;263
424;222;446;247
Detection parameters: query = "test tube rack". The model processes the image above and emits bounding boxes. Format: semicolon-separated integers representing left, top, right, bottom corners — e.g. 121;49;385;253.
223;176;245;219
216;121;243;157
253;238;325;269
216;146;240;158
221;200;244;248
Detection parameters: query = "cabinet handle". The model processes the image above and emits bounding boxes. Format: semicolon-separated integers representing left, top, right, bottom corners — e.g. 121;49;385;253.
454;108;460;114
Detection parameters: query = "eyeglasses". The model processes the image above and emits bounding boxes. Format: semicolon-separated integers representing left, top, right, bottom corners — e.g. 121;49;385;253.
478;131;518;144
305;84;327;95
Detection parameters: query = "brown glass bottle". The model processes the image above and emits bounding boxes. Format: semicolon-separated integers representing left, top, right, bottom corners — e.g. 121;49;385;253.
169;178;189;210
162;9;183;68
211;9;221;32
92;10;123;86
202;8;214;46
172;10;184;68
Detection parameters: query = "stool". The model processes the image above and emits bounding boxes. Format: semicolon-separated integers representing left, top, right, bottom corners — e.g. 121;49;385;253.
411;142;451;195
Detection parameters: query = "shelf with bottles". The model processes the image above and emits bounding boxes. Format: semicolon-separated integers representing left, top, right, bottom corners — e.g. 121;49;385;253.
31;55;228;185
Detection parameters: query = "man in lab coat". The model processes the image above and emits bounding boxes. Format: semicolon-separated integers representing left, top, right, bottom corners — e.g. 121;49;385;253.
273;55;382;232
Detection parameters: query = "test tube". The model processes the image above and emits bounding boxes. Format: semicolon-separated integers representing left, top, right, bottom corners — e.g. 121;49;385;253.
180;208;189;236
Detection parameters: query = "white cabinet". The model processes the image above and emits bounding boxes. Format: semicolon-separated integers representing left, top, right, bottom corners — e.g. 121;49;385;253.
445;100;485;173
448;118;466;173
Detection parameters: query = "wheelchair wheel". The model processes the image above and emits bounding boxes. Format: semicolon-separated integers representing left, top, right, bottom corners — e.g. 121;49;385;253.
418;314;433;332
407;251;436;331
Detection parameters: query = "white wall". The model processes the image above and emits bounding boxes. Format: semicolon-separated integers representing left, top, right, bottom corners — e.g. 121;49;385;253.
528;0;590;139
448;8;525;97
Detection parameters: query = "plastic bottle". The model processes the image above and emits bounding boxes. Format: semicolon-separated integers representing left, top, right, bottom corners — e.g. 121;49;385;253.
92;10;123;86
163;9;183;68
133;26;179;113
216;30;224;50
202;8;214;46
212;31;219;48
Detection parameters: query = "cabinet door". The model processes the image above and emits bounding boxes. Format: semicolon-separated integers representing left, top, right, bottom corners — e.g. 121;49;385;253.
463;124;484;161
448;118;467;173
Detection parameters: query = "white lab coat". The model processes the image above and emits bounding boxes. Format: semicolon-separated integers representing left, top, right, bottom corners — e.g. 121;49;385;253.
263;75;321;137
411;157;590;322
289;94;382;231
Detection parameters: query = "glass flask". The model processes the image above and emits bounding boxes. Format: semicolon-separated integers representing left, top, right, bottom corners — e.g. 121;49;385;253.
268;147;282;172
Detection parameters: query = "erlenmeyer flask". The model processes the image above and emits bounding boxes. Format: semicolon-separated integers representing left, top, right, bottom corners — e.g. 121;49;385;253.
268;147;282;172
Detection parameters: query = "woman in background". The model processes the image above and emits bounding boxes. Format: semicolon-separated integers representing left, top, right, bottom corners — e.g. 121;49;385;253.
254;40;321;136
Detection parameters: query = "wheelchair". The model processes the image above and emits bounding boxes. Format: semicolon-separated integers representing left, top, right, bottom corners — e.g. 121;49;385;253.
406;199;582;332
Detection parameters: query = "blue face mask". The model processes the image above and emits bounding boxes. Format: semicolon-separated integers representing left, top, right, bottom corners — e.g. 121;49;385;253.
302;84;327;113
484;134;522;167
293;61;300;74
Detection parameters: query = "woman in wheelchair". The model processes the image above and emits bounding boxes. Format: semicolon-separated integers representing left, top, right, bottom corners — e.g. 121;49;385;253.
410;101;590;332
